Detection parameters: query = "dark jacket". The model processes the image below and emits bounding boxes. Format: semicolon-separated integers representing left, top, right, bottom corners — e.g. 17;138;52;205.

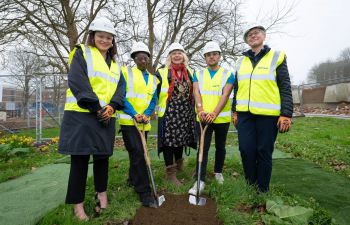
232;45;293;117
58;47;125;156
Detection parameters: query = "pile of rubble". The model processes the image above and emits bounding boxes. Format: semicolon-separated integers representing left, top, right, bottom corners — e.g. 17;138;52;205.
294;103;350;116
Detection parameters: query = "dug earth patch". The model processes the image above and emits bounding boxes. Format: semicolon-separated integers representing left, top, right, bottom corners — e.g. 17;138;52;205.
130;194;222;225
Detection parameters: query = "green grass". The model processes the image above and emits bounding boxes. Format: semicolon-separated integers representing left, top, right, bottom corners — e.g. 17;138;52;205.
275;117;350;176
0;147;62;183
15;120;161;138
16;127;61;139
37;147;336;225
2;117;350;224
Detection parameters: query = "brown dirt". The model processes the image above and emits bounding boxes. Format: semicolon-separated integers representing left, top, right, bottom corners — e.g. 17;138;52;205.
235;203;266;214
130;194;222;225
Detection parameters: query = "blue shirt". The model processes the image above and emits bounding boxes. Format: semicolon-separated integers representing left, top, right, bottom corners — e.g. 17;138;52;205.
193;67;235;84
123;70;158;117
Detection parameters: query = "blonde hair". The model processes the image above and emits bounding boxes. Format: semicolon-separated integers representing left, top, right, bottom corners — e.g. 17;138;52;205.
165;51;189;67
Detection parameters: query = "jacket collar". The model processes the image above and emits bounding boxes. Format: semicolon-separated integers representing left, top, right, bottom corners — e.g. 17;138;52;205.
243;45;271;58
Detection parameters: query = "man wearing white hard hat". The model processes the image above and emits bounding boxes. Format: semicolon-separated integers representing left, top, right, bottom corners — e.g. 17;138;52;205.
118;41;160;207
232;25;293;192
59;17;124;220
156;42;197;186
189;41;234;195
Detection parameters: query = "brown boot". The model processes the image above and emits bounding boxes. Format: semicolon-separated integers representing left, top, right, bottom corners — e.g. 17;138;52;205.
175;158;184;172
166;164;182;186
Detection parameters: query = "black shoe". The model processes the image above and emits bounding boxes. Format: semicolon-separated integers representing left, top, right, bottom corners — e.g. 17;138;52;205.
94;192;106;216
138;192;157;208
127;178;135;187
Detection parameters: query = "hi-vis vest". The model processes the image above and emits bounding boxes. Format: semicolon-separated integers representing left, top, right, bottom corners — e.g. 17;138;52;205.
235;50;285;116
64;44;121;117
197;67;233;123
157;67;193;118
118;66;159;131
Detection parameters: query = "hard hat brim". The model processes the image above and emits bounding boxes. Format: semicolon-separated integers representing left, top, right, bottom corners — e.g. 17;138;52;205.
131;51;151;59
243;26;266;43
168;49;185;55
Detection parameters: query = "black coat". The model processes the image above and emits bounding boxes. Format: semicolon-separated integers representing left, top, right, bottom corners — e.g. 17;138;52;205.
58;47;125;156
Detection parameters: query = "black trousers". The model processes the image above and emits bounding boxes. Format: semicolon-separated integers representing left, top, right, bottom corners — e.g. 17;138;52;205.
66;155;109;204
195;122;230;181
236;112;278;192
163;146;183;166
121;125;151;194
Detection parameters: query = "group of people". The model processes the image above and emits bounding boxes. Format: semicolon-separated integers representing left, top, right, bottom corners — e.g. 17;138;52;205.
58;17;293;221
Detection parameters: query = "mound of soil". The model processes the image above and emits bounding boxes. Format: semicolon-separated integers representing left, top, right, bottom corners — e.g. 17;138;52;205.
130;194;222;225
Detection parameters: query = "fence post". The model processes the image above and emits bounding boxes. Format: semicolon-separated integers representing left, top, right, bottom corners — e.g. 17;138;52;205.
39;77;43;143
297;84;304;116
35;76;39;143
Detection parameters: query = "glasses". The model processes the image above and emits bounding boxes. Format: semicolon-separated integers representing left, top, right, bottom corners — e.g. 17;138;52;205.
247;30;263;38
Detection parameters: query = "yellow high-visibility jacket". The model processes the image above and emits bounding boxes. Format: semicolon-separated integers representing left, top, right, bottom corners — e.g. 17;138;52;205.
64;44;121;117
157;67;193;117
196;67;233;123
235;50;285;116
118;66;159;131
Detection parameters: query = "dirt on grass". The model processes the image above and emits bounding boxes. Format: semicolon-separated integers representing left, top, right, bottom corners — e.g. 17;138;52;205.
129;194;222;225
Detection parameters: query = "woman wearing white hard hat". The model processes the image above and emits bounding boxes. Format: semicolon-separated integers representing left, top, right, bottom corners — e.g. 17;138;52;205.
156;43;197;186
58;17;124;220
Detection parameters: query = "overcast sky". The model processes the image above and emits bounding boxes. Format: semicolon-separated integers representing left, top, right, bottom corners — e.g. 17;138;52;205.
243;0;350;84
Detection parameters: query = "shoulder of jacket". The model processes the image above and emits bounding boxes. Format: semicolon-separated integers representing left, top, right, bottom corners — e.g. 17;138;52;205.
270;49;285;56
68;45;86;65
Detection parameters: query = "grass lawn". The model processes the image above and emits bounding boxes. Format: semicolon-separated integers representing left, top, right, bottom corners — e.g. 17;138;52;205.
274;117;350;177
0;142;62;183
1;117;349;224
37;148;336;225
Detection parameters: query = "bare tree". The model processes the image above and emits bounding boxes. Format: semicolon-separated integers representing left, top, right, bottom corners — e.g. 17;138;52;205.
0;0;112;73
4;49;46;118
307;47;350;84
1;0;296;73
338;47;350;62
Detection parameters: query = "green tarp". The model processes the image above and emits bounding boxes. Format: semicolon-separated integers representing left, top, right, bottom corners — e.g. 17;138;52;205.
0;164;92;225
272;158;350;225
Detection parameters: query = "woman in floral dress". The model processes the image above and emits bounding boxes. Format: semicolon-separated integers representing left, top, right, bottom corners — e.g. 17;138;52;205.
156;43;196;186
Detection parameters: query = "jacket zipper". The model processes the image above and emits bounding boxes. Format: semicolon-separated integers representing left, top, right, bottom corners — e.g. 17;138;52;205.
248;56;262;112
248;65;255;112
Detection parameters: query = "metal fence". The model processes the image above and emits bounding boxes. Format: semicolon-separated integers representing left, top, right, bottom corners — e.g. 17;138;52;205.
0;74;67;142
294;77;350;116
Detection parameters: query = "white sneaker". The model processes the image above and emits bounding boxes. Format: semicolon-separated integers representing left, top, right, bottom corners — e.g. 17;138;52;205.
214;173;224;184
188;181;205;195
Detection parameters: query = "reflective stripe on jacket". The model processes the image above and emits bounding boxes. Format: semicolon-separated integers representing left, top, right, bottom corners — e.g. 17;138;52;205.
197;67;232;123
64;44;121;117
118;66;159;131
236;50;285;116
157;67;193;118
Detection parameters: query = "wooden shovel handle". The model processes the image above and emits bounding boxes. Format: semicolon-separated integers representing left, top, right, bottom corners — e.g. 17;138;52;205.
198;122;208;163
133;120;151;166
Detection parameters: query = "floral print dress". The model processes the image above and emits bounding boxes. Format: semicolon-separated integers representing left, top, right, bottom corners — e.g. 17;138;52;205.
163;78;196;147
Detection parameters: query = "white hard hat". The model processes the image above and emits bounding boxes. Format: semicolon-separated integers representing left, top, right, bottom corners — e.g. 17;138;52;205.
130;42;150;58
243;25;266;43
167;42;185;55
89;17;117;36
203;41;221;56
